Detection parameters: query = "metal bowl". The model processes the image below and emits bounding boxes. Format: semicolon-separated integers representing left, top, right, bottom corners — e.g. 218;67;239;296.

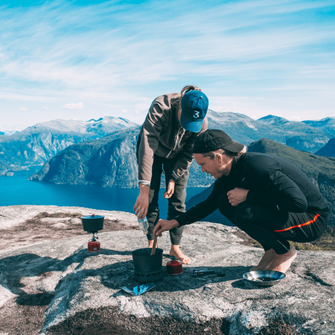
243;270;286;287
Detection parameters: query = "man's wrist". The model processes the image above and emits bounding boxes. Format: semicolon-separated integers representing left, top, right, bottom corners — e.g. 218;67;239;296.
138;180;150;187
139;183;150;194
171;170;180;182
171;219;180;228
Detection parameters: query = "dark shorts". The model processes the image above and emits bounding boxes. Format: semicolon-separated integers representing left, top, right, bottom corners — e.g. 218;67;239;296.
217;193;328;254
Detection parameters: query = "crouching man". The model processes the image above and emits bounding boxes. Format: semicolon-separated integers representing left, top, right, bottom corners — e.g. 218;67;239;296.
153;129;329;273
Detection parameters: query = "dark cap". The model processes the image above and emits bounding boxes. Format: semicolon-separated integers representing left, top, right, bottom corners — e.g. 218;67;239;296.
193;129;244;154
180;91;208;133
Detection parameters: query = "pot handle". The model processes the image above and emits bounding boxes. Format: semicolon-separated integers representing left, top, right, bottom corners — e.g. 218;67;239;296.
150;235;157;256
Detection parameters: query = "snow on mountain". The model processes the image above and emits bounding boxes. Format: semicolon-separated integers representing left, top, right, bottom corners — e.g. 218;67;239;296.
303;117;335;136
16;116;137;135
0;116;138;175
257;115;289;126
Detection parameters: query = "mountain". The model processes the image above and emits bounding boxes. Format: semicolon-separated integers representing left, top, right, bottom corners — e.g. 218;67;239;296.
0;116;138;175
29;125;213;188
3;111;335;176
29;127;141;188
186;138;335;226
28;123;216;188
257;114;289;126
302;117;335;136
315;138;335;157
29;110;335;189
18;117;134;135
29;114;335;225
207;111;331;153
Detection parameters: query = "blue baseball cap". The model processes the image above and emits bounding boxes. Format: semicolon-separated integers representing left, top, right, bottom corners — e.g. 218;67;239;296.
180;91;209;133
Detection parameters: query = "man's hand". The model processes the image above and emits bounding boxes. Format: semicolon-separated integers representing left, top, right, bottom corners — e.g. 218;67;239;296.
227;188;249;206
164;179;176;199
153;219;179;237
133;184;150;219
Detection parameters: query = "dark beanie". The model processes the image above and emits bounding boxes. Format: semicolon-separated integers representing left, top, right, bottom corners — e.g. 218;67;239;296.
193;129;244;154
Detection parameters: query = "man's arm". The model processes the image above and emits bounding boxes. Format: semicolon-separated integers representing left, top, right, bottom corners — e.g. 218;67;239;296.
137;99;168;184
154;219;179;236
173;177;228;226
227;188;249;206
135;98;169;219
133;184;150;219
154;177;235;236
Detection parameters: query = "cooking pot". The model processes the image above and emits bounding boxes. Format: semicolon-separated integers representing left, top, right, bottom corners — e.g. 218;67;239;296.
81;214;104;232
132;248;163;273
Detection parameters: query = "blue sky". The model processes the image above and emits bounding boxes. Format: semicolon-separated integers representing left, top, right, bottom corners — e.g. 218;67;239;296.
0;0;334;130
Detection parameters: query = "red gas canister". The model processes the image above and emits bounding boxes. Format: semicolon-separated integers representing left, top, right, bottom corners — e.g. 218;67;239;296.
88;240;100;252
166;260;183;275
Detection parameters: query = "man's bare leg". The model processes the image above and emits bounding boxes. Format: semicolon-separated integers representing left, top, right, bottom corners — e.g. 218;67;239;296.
147;240;159;249
267;246;297;273
169;244;190;264
251;249;275;271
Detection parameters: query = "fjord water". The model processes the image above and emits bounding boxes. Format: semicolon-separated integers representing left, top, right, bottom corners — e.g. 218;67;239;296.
0;167;206;219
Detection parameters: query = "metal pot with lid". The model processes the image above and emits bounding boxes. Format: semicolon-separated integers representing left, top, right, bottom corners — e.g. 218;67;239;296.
81;214;104;233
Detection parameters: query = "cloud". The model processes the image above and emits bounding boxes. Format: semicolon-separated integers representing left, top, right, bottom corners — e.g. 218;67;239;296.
135;101;151;111
1;0;334;93
43;106;49;110
0;0;334;123
122;109;128;113
62;102;84;110
19;107;28;111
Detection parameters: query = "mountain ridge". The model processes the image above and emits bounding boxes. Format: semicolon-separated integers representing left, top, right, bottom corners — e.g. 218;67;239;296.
3;111;335;176
0;116;138;175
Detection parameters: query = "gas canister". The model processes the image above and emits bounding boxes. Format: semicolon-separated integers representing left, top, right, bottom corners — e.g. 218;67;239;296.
88;240;100;252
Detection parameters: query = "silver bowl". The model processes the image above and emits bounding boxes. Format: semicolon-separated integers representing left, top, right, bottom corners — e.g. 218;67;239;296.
243;270;286;287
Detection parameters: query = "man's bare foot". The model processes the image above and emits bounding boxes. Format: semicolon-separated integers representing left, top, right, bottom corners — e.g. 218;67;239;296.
267;246;297;273
251;249;275;271
169;245;190;264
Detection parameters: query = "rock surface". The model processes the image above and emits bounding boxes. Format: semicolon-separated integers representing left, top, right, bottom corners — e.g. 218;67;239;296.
0;205;334;335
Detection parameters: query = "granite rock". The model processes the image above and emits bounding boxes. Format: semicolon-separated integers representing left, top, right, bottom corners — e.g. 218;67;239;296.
0;205;334;334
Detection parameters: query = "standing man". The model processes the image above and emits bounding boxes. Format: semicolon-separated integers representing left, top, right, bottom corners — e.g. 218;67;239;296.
154;129;329;273
134;85;208;264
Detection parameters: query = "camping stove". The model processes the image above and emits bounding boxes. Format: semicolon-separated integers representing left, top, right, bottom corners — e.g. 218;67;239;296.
81;214;104;252
88;232;100;252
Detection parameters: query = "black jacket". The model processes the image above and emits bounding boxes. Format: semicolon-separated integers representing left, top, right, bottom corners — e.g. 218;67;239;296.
177;152;329;226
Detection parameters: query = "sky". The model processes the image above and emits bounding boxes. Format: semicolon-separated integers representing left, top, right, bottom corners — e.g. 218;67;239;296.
0;0;334;130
